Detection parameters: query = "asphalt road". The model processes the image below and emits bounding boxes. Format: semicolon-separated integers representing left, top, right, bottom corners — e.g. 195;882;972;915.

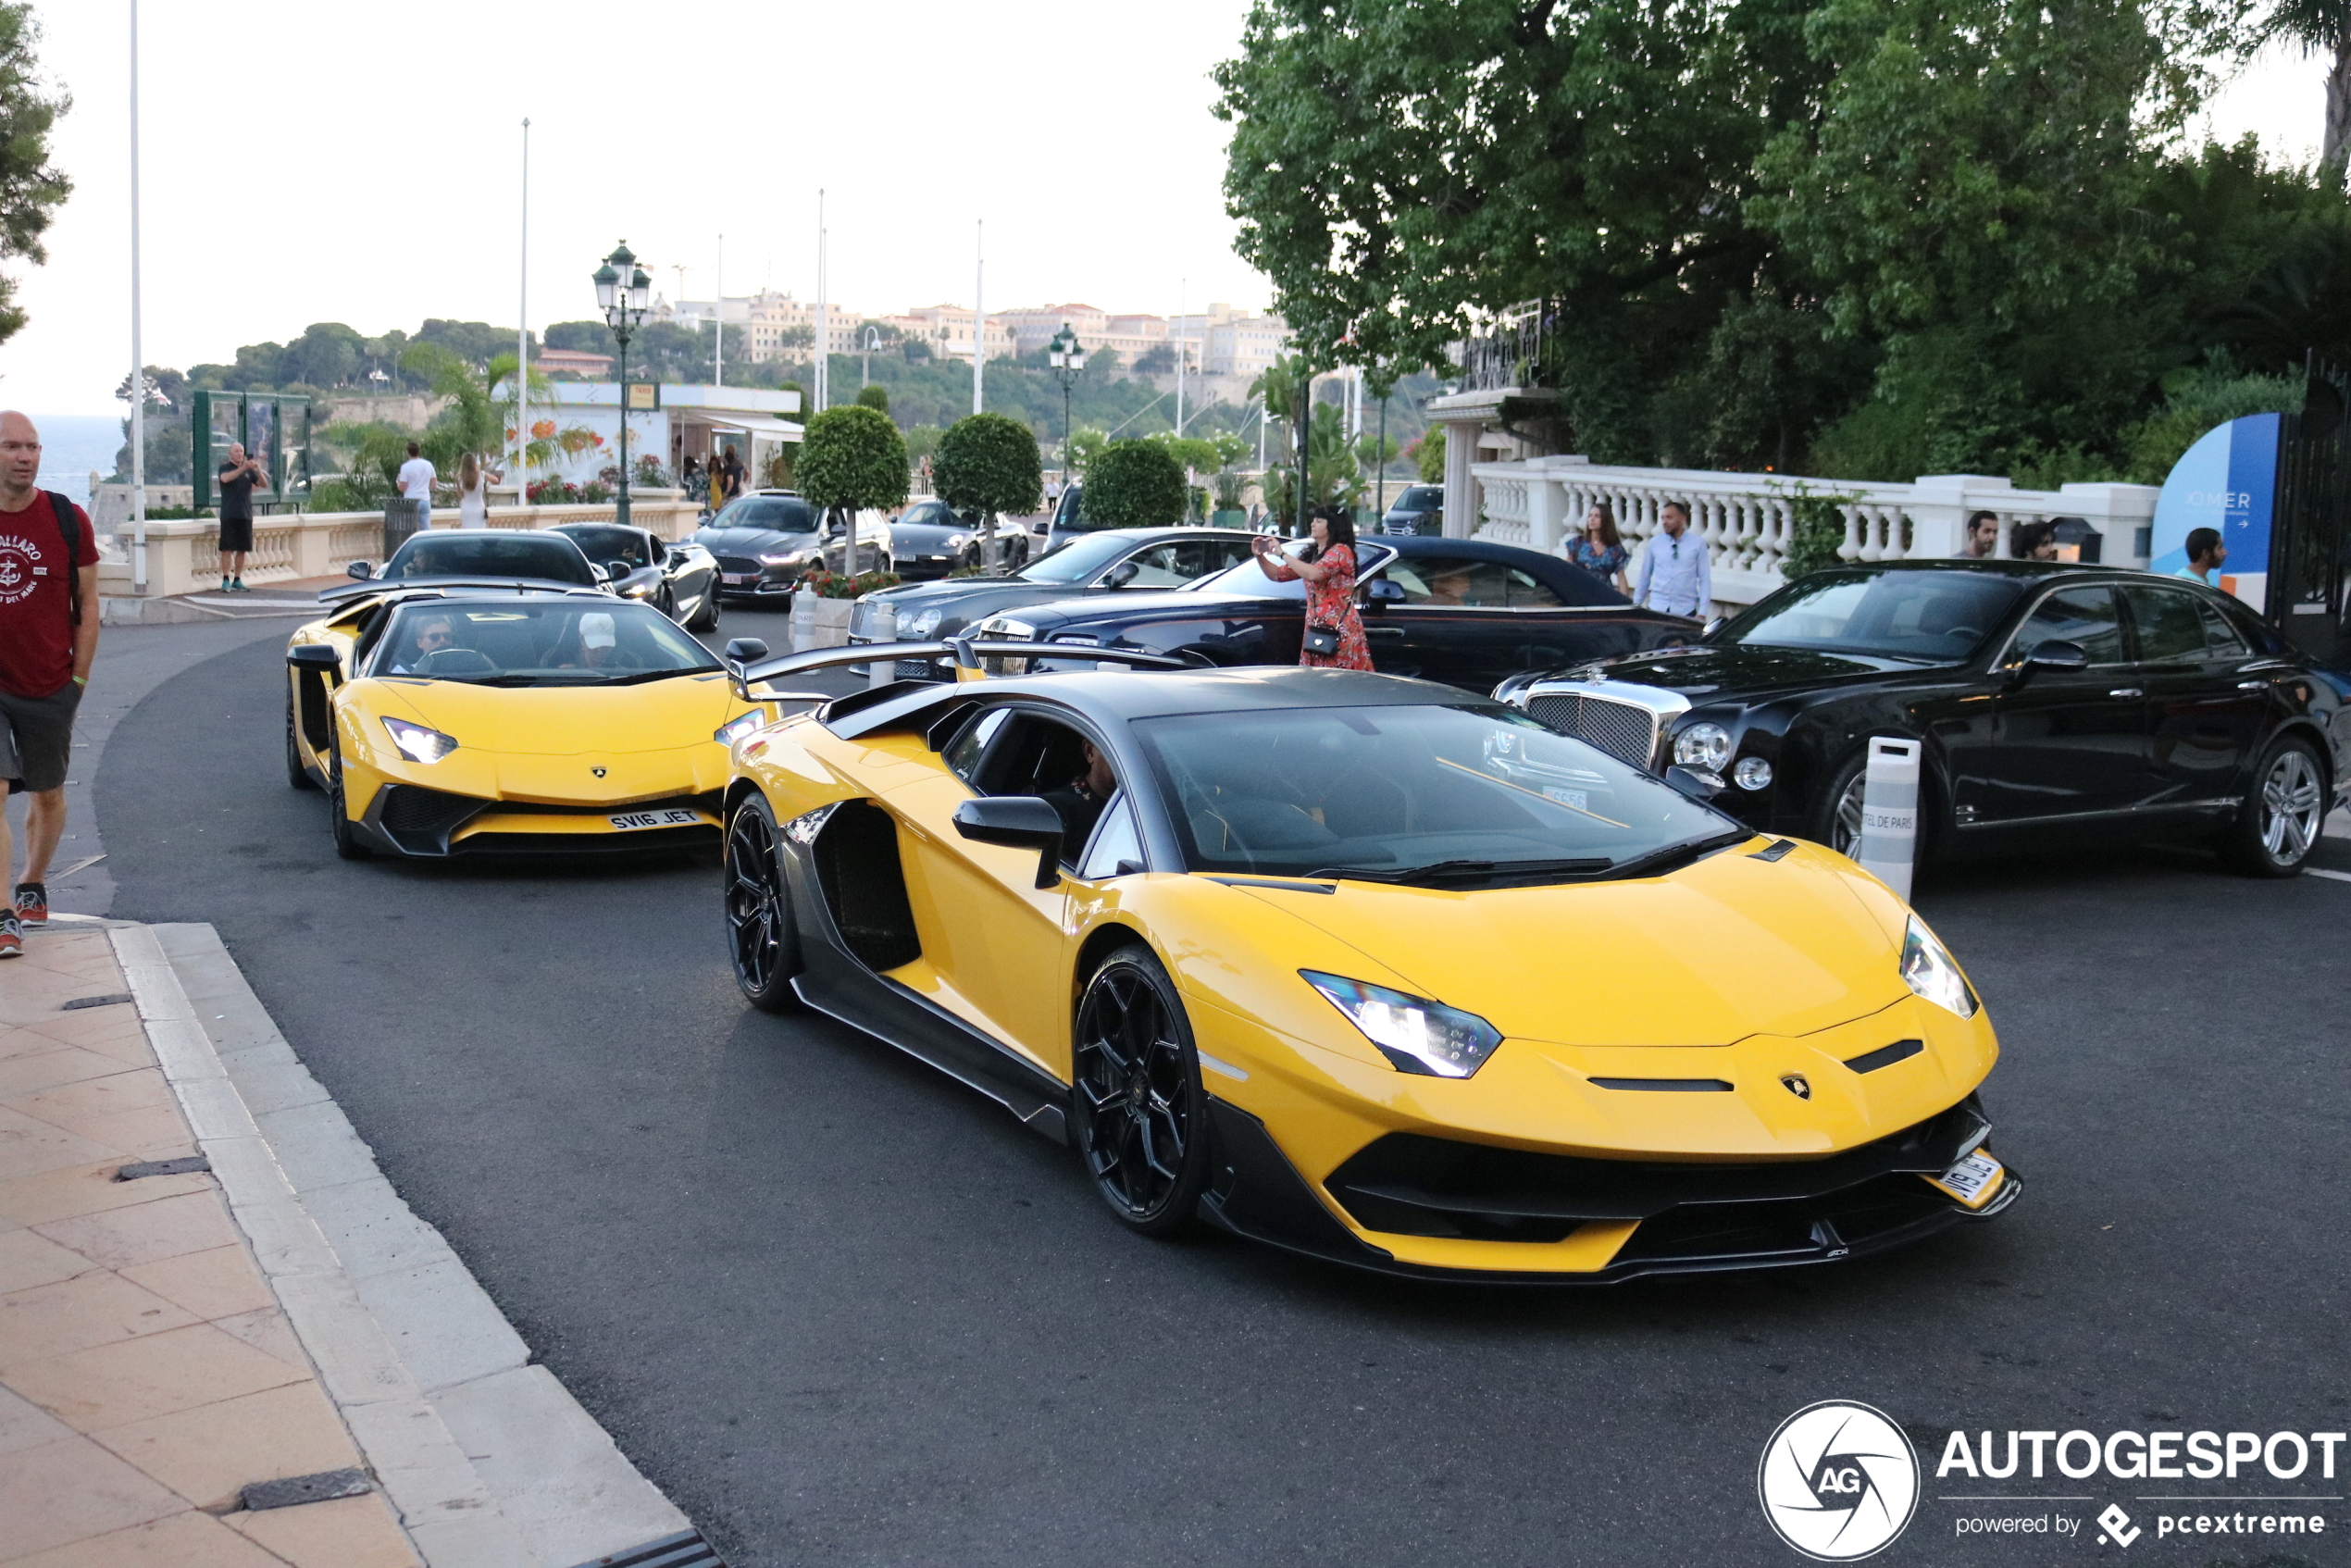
90;610;2351;1568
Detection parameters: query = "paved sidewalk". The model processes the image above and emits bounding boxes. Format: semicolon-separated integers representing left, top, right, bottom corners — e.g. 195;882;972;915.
0;925;417;1567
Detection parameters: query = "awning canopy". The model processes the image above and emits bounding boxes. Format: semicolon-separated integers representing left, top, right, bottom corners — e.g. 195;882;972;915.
677;411;802;440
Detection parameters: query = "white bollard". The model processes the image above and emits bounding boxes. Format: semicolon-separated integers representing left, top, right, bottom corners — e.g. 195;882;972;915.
1855;736;1921;902
866;602;897;688
789;588;815;655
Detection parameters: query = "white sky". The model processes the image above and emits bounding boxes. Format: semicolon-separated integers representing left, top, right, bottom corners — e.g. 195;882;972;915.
1;3;2334;417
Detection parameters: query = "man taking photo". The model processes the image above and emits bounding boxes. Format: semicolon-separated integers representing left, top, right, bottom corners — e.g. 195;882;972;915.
0;412;100;957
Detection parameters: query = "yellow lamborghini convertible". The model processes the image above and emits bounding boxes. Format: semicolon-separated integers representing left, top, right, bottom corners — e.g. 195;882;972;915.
285;586;765;859
718;655;2019;1282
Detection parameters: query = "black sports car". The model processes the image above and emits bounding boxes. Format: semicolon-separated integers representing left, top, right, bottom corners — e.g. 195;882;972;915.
888;497;1035;578
693;492;894;604
330;529;609;600
963;535;1699;695
1494;559;2350;876
549;521;721;630
848;528;1262;670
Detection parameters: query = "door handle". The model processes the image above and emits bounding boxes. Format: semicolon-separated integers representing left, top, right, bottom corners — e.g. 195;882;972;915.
2108;688;2142;699
1365;627;1405;640
2237;679;2269;690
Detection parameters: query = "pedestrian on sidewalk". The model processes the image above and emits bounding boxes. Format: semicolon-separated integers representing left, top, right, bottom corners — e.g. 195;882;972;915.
396;442;436;535
457;452;490;529
0;412;100;958
1630;500;1710;617
216;442;264;591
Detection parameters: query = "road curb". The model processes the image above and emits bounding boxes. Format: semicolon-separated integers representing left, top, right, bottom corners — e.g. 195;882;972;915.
110;921;718;1568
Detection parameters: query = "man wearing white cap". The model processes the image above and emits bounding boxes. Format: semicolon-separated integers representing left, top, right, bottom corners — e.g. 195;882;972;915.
562;611;622;669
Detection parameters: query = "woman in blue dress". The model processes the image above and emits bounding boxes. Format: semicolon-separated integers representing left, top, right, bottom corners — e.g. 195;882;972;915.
1566;502;1629;594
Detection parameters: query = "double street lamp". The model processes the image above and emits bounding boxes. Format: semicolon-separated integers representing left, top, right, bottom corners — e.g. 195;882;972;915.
592;241;653;527
1047;322;1088;481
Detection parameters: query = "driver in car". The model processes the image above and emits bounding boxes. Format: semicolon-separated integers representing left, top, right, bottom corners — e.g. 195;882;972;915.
554;611;627;669
1042;740;1117;847
389;614;455;673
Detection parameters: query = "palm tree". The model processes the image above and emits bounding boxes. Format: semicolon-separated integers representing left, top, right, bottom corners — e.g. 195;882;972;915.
2253;0;2351;185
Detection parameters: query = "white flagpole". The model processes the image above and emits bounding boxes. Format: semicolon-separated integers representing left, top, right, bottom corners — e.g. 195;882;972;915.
715;233;724;389
515;118;529;499
130;0;146;591
973;219;984;415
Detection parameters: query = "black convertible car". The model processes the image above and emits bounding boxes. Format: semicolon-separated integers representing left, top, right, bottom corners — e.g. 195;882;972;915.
963;535;1699;695
1494;559;2349;876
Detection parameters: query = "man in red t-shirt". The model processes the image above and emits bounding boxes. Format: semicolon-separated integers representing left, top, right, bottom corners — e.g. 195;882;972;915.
0;411;100;956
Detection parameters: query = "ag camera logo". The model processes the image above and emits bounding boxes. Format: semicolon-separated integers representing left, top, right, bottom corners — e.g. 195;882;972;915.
1759;1400;1921;1561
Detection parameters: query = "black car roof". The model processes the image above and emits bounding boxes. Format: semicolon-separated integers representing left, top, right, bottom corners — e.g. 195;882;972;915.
823;666;1483;740
1800;557;2130;581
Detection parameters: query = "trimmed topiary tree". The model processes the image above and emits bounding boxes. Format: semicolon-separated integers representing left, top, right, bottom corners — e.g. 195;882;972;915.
935;411;1042;572
796;405;908;572
1081;439;1187;530
854;383;889;415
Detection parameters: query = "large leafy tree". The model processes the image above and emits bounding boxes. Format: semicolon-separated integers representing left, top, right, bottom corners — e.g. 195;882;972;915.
935;411;1042;571
0;3;68;347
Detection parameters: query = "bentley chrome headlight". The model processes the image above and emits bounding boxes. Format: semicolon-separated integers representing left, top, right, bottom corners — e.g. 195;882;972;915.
906;606;947;638
1673;722;1734;772
1900;915;1978;1019
715;712;765;747
1732;756;1773;790
381;716;458;765
1300;971;1504;1078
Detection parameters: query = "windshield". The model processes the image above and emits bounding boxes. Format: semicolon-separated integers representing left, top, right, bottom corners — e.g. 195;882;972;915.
383;534;593;584
1133;703;1741;885
556;526;651;569
1718;568;2026;662
1019;532;1141;584
709;496;815;534
367;600;721;684
1388;487;1442;511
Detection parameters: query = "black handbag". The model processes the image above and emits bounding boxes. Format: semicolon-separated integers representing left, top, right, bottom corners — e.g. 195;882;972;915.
1303;624;1341;656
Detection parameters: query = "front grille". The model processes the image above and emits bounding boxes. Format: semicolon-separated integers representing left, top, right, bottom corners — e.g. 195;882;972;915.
715;554;762;575
895;657;945;681
1527;692;1659;767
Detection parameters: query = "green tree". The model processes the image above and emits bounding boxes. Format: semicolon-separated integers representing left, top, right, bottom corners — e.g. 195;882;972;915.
1413;425;1445;483
854;383;890;415
0;5;68;347
1081;441;1188;529
798;405;910;557
935;412;1042;571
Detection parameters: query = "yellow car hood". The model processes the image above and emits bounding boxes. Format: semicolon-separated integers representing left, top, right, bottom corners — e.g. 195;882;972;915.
372;674;738;756
1247;840;1909;1047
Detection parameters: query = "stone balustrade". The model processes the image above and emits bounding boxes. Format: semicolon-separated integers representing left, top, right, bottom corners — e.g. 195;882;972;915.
1467;454;2160;614
99;493;702;600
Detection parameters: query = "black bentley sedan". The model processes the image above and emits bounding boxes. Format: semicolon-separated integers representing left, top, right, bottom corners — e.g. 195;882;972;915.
849;528;1261;670
1494;559;2349;876
549;521;720;630
961;535;1699;694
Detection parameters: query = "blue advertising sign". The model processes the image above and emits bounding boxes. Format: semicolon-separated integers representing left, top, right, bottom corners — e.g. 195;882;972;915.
2149;413;2277;610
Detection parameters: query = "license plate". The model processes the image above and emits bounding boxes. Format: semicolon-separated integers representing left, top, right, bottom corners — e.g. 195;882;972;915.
608;809;701;831
1544;787;1590;810
722;572;754;585
1924;1150;2003;1208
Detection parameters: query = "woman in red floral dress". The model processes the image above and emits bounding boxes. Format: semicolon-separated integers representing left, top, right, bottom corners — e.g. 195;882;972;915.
1250;509;1375;670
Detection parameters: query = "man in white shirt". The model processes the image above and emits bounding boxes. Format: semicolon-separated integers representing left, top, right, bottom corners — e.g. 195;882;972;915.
1630;501;1710;617
2174;527;2224;584
395;442;436;534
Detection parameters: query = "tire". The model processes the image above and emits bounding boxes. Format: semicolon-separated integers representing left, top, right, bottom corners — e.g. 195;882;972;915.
688;585;720;632
725;795;805;1013
1814;753;1869;859
657;586;678;622
285;694;317;790
1071;943;1212;1236
327;733;370;860
2222;734;2328;877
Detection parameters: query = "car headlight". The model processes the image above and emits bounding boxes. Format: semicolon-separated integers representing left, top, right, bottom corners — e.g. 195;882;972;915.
756;550;806;567
715;712;765;747
945;533;968;550
1673;722;1734;772
381;716;459;765
1732;755;1773;790
906;606;946;638
1301;970;1504;1078
1900;915;1978;1019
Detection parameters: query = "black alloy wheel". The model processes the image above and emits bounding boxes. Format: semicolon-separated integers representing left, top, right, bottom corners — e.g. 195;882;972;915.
1072;944;1210;1235
725;796;803;1012
284;694;315;790
657;585;677;622
327;734;368;860
2224;734;2328;877
688;585;720;631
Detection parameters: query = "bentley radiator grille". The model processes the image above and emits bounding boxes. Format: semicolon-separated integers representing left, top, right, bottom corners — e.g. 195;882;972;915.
1526;693;1658;767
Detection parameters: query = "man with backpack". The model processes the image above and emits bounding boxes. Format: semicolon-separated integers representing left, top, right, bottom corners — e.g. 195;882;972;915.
0;412;99;957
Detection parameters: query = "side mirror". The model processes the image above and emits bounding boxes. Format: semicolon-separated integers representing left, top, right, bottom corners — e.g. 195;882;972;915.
1702;616;1724;637
346;560;374;580
1663;765;1723;801
1365;578;1407;604
287;643;340;670
952;796;1064;889
1101;561;1140;589
724;638;769;665
2010;640;2088;684
605;558;636;580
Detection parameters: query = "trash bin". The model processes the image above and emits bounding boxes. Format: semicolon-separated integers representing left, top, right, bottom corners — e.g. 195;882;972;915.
382;501;421;559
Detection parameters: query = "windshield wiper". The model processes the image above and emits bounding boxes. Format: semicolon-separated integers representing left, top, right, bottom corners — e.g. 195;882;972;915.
1304;856;1612;888
1596;829;1752;882
603;666;704;685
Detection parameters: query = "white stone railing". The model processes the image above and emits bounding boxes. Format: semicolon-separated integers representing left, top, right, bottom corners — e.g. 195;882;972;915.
100;492;702;600
1468;454;2160;613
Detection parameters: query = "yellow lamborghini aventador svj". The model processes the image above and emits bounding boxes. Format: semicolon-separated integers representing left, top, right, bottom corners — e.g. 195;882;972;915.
718;661;2018;1283
285;587;764;858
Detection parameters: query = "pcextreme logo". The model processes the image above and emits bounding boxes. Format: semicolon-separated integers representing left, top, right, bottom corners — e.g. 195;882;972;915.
1759;1400;1922;1561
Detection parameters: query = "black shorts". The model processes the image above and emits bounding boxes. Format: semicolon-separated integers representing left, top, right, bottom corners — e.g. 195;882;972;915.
0;680;82;794
218;515;255;554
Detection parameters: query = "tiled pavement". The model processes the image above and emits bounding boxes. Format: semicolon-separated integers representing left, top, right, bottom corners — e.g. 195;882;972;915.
0;926;420;1567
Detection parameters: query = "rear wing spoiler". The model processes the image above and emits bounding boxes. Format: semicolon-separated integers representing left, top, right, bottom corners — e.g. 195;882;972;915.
317;576;609;604
729;637;1203;702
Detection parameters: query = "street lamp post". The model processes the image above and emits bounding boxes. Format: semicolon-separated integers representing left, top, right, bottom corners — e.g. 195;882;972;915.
1047;322;1088;485
863;326;880;391
593;241;653;529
